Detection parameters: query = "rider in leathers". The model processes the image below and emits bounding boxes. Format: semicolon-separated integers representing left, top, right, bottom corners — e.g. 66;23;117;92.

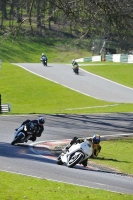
40;53;48;65
18;117;45;142
72;60;79;74
63;134;101;167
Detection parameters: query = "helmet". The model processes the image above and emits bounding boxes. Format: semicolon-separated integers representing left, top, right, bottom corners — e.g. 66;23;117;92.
72;59;75;63
42;53;44;56
38;117;45;125
93;134;100;144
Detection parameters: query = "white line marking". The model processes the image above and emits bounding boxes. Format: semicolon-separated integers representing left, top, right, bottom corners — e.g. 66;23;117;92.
12;63;102;100
13;63;132;102
12;63;59;84
65;104;119;110
81;68;133;91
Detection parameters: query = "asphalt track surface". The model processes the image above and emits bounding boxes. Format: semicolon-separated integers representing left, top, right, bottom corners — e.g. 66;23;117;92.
13;62;133;103
1;63;133;195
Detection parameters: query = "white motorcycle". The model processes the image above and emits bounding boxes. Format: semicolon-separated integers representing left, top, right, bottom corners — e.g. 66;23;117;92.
56;139;92;168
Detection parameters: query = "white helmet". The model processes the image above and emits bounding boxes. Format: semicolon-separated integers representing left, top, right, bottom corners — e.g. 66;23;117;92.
42;53;44;56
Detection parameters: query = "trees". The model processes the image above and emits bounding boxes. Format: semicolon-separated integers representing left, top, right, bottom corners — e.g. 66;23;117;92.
0;0;133;51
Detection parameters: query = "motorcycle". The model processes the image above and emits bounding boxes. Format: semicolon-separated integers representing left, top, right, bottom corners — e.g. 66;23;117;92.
41;56;47;66
11;122;37;145
72;63;79;74
56;139;92;168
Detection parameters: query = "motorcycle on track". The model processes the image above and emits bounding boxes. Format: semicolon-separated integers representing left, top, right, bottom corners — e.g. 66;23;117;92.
11;122;37;145
41;56;47;66
56;139;92;168
72;64;79;74
72;61;79;75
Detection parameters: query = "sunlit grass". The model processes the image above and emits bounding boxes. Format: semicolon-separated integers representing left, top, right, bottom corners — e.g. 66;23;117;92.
1;63;133;114
80;62;133;88
91;137;133;175
0;171;133;200
0;36;91;63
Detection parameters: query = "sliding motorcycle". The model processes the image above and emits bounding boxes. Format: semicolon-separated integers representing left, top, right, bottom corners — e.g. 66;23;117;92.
56;139;92;168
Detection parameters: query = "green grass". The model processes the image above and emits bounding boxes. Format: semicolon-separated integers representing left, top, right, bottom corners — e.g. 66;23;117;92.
0;63;108;114
0;171;133;200
1;63;133;114
80;62;133;88
0;37;91;63
1;37;133;198
91;137;133;175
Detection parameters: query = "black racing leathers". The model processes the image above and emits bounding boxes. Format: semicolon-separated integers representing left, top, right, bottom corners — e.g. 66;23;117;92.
21;119;44;141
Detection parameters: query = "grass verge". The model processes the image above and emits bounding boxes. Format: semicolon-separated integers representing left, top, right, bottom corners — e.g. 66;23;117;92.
0;37;91;63
0;38;133;198
1;63;133;114
90;137;133;175
0;171;133;200
80;62;133;88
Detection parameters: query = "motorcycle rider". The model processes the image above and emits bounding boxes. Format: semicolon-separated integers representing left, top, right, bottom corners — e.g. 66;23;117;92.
16;117;45;142
72;59;79;74
72;59;78;65
62;134;101;166
40;53;48;64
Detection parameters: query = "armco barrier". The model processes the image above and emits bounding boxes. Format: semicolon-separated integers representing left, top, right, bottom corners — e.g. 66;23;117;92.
76;54;133;63
105;55;113;61
92;55;102;62
0;94;11;113
84;57;92;62
113;54;121;62
0;104;11;113
76;55;101;62
128;55;133;63
120;54;128;63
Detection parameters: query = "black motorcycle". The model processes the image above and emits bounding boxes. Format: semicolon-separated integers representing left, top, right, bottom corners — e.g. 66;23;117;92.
41;56;47;66
11;122;37;145
72;64;79;75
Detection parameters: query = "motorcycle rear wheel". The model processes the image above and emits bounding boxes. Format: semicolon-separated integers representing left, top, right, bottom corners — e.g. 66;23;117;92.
67;153;84;168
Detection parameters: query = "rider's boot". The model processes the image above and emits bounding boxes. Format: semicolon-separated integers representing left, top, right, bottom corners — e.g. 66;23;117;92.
81;159;88;167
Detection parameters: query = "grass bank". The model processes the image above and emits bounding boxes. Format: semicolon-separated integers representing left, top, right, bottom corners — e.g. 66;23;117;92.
80;62;133;88
0;170;133;200
1;63;133;114
0;37;133;199
0;37;91;63
91;137;133;175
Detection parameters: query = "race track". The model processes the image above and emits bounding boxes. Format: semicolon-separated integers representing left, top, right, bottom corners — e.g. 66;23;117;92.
1;63;133;195
13;62;133;103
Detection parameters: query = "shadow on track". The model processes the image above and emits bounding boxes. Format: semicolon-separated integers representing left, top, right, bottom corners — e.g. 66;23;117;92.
0;142;56;165
46;113;133;135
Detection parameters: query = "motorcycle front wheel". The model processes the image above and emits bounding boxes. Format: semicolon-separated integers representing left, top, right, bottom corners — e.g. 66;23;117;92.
11;133;24;145
67;153;84;168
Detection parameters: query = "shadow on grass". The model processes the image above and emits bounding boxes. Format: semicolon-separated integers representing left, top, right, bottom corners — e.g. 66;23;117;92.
93;156;131;164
